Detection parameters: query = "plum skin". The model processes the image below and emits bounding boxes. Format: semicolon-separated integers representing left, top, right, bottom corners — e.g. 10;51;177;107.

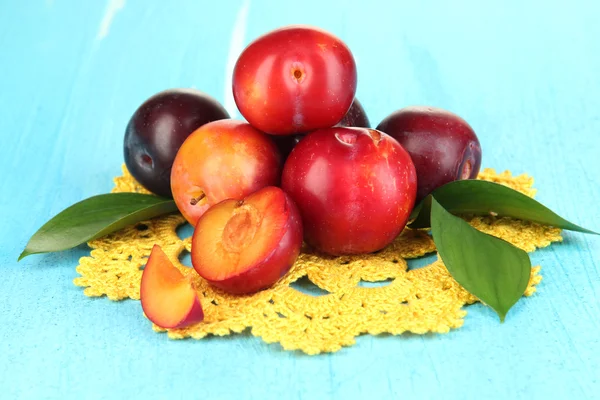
337;98;370;128
281;127;417;256
170;119;282;227
124;88;229;197
271;134;305;160
376;106;482;203
272;98;370;159
233;25;357;135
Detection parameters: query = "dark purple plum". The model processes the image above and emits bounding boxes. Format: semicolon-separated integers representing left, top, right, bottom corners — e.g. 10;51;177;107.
336;98;370;128
376;106;482;203
271;134;305;160
124;89;229;197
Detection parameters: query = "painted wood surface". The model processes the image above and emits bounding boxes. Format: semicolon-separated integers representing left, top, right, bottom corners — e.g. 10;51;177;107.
1;0;599;398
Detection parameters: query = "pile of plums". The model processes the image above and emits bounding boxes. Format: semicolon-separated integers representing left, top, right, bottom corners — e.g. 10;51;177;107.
127;25;482;324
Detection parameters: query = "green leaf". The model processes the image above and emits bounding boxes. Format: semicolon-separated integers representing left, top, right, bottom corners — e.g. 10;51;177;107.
408;195;431;228
430;198;532;322
19;193;178;260
410;179;597;234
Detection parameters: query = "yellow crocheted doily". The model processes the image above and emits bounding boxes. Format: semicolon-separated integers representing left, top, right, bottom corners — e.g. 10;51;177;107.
74;166;562;354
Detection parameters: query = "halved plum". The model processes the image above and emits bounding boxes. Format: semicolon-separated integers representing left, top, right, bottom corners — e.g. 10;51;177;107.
191;187;302;294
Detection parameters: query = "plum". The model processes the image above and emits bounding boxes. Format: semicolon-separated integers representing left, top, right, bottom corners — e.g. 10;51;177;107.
376;106;482;203
191;187;303;294
170;119;282;226
233;25;357;135
124;89;229;197
140;245;204;329
281;127;417;255
337;99;370;128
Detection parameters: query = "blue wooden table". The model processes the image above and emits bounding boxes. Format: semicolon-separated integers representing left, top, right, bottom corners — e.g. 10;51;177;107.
2;1;599;398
